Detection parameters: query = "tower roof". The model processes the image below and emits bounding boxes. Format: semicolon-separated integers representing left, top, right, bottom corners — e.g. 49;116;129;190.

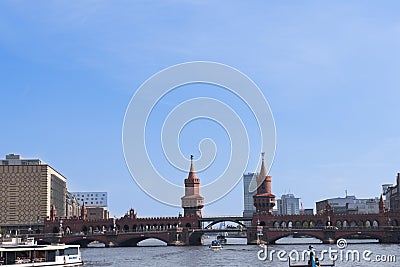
258;152;267;180
187;154;197;180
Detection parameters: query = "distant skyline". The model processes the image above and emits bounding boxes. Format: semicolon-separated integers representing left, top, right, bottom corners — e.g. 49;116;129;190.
1;1;399;218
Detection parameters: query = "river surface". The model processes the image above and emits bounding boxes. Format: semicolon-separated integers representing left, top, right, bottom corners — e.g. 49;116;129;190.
81;237;400;266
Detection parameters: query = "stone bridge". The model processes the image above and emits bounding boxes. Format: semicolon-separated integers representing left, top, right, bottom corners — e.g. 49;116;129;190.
247;226;400;244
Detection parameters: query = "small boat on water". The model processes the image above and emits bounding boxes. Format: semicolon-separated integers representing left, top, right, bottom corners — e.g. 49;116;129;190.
216;234;227;245
0;237;83;266
209;240;222;251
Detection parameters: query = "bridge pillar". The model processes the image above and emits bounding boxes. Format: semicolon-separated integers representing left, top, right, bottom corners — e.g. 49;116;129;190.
380;227;400;243
322;229;336;244
166;228;188;246
247;226;267;245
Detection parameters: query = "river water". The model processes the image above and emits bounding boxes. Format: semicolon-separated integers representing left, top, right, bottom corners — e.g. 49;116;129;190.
81;237;399;266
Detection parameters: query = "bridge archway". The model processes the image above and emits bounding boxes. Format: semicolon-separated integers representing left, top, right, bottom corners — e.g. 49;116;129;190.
337;233;382;242
137;238;167;246
65;226;71;235
119;236;169;247
270;232;324;244
204;219;246;229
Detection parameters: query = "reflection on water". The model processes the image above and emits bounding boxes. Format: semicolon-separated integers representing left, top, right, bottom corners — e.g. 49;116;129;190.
81;237;399;267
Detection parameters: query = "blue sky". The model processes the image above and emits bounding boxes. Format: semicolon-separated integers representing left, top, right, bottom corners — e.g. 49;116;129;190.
0;1;399;217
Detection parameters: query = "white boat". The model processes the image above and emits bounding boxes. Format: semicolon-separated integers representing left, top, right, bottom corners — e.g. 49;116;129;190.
209;240;222;250
0;237;83;266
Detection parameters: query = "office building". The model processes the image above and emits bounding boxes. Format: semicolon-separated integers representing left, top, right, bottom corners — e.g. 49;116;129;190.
382;173;400;212
72;192;108;207
66;191;81;218
316;195;379;214
0;154;67;227
243;173;257;217
277;194;301;215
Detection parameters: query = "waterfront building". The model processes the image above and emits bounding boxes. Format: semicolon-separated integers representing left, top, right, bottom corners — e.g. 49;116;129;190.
86;206;110;220
382;173;400;212
71;191;108;207
243;173;257;217
302;208;314;215
66;191;81;218
181;155;204;218
316;195;379;214
276;194;301;215
0;154;67;228
253;153;275;214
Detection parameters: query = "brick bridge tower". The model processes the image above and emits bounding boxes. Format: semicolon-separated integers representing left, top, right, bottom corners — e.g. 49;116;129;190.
253;152;275;214
181;155;204;218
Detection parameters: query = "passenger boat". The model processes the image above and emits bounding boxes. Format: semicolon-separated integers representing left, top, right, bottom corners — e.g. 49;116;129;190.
209;240;222;250
0;237;83;266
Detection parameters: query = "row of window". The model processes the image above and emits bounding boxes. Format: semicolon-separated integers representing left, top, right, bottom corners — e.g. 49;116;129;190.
76;197;104;201
75;193;106;197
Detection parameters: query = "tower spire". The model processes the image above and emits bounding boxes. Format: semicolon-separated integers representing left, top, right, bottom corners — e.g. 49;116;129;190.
188;154;197;180
259;152;267;181
181;154;204;219
253;152;275;214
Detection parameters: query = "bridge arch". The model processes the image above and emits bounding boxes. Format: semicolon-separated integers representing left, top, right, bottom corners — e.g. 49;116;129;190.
119;236;169;246
336;232;383;242
204;219;246;229
64;236;107;247
65;226;71;235
269;232;324;244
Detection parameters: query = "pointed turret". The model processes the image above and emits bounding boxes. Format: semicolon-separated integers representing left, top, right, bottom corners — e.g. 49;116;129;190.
187;154;197;180
50;204;56;221
181;155;204;218
253;152;275;214
81;201;87;220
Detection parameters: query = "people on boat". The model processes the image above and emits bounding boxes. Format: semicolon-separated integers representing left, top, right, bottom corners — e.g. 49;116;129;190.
307;245;321;267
